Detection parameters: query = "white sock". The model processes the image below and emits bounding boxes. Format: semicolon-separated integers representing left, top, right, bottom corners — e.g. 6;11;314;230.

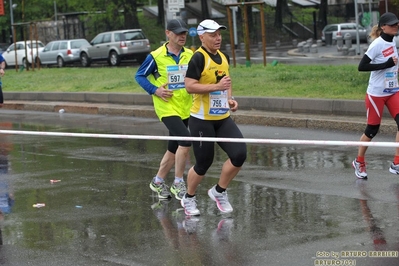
174;177;184;184
154;176;164;183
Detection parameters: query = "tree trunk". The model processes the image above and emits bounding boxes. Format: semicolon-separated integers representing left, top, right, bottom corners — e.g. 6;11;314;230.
318;0;328;29
157;0;164;26
124;0;140;29
275;0;290;28
201;0;210;20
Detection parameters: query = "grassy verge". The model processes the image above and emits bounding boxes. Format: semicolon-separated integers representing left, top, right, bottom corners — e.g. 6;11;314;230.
2;63;369;100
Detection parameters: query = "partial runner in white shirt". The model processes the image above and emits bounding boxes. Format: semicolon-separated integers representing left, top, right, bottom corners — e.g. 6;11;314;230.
352;12;399;179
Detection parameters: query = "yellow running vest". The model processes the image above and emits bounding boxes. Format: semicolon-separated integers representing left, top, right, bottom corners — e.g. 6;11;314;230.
190;47;230;120
148;43;193;121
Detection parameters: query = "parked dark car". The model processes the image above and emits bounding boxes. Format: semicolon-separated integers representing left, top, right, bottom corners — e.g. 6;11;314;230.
79;29;151;67
37;39;90;67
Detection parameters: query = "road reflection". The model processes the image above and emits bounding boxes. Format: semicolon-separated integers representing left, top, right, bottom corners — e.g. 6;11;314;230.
356;180;399;265
0;111;398;264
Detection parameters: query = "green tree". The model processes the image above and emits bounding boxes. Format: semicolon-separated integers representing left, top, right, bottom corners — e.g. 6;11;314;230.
0;0;141;41
122;0;140;28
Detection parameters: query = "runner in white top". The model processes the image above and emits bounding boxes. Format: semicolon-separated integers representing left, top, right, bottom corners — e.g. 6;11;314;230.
352;12;399;179
365;35;399;96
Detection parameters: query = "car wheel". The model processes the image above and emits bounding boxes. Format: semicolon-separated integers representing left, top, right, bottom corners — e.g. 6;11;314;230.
80;53;91;67
108;51;120;66
57;56;65;68
22;58;27;68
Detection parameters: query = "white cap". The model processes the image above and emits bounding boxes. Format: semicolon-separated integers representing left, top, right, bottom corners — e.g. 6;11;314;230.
197;19;227;35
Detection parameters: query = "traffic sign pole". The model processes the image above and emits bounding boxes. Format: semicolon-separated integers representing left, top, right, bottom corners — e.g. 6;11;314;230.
188;27;197;51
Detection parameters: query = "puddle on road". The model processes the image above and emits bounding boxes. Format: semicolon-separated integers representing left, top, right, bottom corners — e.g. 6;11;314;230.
0;115;398;265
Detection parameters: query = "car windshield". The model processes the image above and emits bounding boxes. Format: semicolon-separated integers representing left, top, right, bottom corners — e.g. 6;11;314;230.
324;25;338;32
27;43;44;48
71;40;89;49
123;32;145;41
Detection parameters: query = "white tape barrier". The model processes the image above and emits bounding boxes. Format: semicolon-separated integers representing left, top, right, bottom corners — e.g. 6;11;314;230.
1;130;399;148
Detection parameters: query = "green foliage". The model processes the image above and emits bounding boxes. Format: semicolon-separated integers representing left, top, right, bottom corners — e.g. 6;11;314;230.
391;0;399;6
288;6;318;24
229;64;368;99
3;63;369;100
138;12;165;50
289;4;346;27
0;0;133;42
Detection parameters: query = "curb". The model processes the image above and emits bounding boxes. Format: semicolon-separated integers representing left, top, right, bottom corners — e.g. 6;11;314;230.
3;100;397;134
3;92;372;117
2;92;398;134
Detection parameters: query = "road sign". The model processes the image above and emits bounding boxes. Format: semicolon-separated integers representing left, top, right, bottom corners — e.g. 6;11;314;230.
0;0;4;16
187;18;197;25
188;27;197;37
168;6;179;12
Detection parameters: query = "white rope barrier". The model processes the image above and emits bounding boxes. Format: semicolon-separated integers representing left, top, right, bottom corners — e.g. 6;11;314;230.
1;129;399;147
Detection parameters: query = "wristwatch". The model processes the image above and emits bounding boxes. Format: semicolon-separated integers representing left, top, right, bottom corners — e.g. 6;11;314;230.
229;96;235;100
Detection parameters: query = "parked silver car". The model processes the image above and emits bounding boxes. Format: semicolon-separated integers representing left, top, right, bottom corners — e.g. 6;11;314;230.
321;23;368;43
37;39;90;67
2;40;45;67
79;29;151;67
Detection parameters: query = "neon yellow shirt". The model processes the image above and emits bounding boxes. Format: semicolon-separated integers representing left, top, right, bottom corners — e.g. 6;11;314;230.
148;44;193;120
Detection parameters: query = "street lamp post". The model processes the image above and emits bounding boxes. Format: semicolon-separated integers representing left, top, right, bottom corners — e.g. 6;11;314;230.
9;0;17;43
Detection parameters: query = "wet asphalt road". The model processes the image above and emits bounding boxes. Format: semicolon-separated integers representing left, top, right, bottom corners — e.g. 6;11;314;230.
0;110;398;265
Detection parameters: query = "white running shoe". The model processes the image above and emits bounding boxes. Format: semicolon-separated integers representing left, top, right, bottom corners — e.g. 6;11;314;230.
352;159;367;179
389;162;399;175
149;178;171;199
208;185;233;213
181;194;200;216
170;181;187;201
